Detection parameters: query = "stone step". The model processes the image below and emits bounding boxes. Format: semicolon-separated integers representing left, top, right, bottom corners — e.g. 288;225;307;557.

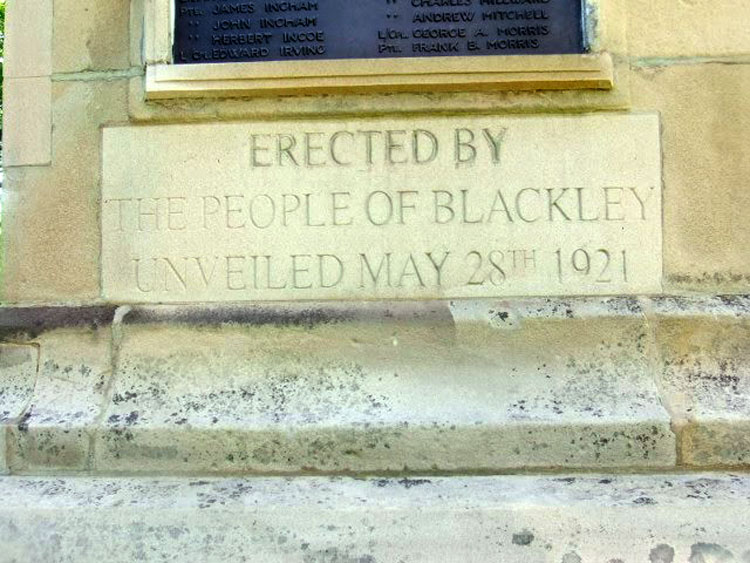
0;296;748;475
0;473;748;562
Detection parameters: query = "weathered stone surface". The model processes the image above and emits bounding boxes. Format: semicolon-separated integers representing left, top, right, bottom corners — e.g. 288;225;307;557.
627;0;750;57
53;0;131;73
2;77;52;167
129;0;145;68
0;345;37;421
0;474;748;562
90;299;674;474
2;298;749;475
3;80;129;303
6;329;112;473
631;63;750;293
3;0;53;79
650;296;750;468
102;114;662;302
0;344;38;474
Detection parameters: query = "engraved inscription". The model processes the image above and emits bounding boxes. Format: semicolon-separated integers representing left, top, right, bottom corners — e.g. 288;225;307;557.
101;115;663;302
173;0;585;64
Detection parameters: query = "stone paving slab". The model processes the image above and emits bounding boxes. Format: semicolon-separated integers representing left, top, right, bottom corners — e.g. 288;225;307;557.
0;473;748;562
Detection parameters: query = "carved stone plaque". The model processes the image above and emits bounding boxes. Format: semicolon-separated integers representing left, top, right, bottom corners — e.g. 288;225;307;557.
173;0;585;64
101;114;662;303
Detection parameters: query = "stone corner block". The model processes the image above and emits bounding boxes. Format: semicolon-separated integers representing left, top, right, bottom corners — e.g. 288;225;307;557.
4;0;53;78
653;299;750;468
5;328;112;473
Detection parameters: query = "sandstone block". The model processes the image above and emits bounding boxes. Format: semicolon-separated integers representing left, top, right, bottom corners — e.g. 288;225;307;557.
631;63;750;293
53;0;131;73
627;0;750;57
101;114;662;303
650;296;750;467
6;328;112;473
91;301;674;474
3;78;52;167
3;80;128;303
4;0;53;78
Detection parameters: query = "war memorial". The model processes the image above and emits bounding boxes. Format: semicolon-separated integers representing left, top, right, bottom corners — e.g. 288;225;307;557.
0;0;749;560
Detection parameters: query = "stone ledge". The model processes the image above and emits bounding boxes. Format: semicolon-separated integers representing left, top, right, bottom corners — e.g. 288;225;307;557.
0;473;747;562
0;306;116;339
0;297;747;475
0;296;745;332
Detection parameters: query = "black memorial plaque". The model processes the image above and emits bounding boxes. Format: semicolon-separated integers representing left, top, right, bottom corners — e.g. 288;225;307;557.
173;0;585;64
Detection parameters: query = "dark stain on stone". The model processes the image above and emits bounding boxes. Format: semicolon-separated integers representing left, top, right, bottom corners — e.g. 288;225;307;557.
512;530;534;546
397;478;430;488
0;306;116;340
689;543;734;563
196;492;218;509
649;544;675;563
668;272;750;287
562;552;582;563
17;410;32;432
125;305;353;329
684;479;719;501
633;496;656;505
669;355;742;396
0;345;34;369
374;478;431;489
489;310;510;322
125;411;140;425
110;427;134;442
717;294;750;310
302;547;376;563
112;391;138;405
603;296;641;314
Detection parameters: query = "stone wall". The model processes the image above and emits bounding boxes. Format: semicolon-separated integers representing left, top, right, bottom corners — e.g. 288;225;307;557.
1;1;750;560
3;0;750;302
